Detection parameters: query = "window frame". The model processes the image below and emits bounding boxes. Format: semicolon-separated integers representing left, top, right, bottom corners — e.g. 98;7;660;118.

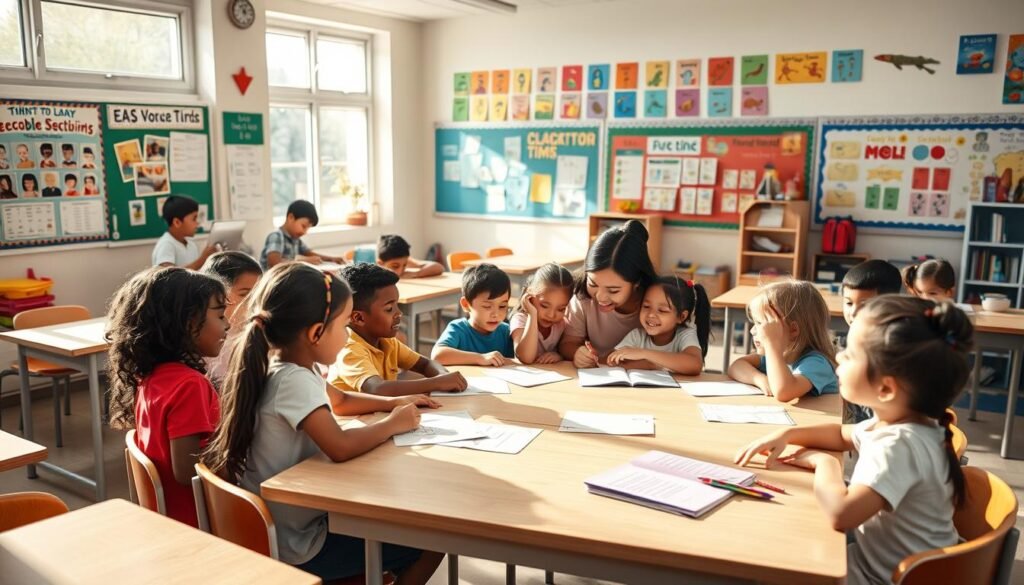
0;0;195;93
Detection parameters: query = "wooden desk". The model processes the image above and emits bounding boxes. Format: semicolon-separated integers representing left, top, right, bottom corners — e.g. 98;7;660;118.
0;317;109;499
0;499;319;584
0;430;46;473
402;272;465;290
263;363;845;585
395;281;462;350
462;254;586;290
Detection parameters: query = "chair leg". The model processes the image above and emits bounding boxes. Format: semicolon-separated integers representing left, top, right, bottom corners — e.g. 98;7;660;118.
64;376;72;416
447;554;458;585
52;378;63;448
545;570;555;584
505;563;515;585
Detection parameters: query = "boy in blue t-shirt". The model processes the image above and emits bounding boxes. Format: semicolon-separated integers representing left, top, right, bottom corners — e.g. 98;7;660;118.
431;263;514;366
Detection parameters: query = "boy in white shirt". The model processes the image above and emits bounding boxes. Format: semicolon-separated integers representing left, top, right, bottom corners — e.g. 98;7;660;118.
152;195;218;269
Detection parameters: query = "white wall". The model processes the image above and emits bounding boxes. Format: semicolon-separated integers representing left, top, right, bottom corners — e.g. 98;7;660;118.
420;0;1024;272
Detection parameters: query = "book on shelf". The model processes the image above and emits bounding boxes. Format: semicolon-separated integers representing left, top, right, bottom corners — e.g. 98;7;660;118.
992;213;1004;243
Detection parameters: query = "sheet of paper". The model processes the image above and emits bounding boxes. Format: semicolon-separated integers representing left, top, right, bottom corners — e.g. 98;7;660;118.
1;202;57;240
460;154;482;189
552;186;586;217
681;381;762;397
696;188;714;215
698;157;719;185
393;411;489;447
739;169;757;190
556;155;588;189
443;160;461;182
559;411;655;435
59;199;106;235
444;423;542;454
680;157;700;185
489;157;509;183
756;207;785;227
485;366;571;387
226;144;265;220
504;136;522;162
529;173;552;203
486;184;506;212
505;175;529;211
611;154;644;200
679;187;697;214
169;131;209;183
643;188;676;211
645;158;682;188
631;450;755;485
431;376;511;397
698;404;795;425
722;169;739;189
463;135;481;155
578;367;631;387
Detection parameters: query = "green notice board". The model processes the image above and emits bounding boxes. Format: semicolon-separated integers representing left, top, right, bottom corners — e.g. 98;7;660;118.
222;111;264;145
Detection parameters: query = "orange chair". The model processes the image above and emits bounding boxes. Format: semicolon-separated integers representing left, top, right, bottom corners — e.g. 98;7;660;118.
0;305;91;447
343;249;355;263
892;467;1019;585
950;422;968;462
125;429;166;515
947;408;959;425
447;251;481;272
0;492;68;532
485;247;513;258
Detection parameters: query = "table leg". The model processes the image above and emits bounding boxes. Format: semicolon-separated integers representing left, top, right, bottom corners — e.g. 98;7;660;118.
17;346;36;479
88;354;106;500
969;350;981;421
720;307;733;374
408;308;420;355
545;569;555;584
1001;350;1022;459
447;554;459;585
505;563;516;585
365;539;383;585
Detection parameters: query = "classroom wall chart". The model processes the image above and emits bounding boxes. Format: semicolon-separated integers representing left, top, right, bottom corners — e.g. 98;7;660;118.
605;119;815;229
815;114;1024;231
435;123;602;221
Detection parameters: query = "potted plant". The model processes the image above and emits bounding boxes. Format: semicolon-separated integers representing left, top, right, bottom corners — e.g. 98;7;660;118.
330;167;368;226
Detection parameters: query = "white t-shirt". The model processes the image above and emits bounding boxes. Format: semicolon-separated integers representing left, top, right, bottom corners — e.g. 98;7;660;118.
614;325;700;353
239;359;329;565
509;312;566;354
152;231;200;267
564;296;640;356
846;417;958;585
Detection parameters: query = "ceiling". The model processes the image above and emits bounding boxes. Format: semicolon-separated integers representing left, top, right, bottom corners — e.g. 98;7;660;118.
298;0;617;22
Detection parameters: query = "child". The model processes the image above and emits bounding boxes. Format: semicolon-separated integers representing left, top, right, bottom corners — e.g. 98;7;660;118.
152;194;218;269
41;172;61;197
201;251;264;387
842;259;903;325
201;263;443;583
15;144;33;169
559;220;657;366
259;199;345;269
376;234;443;278
81;146;96;169
903;258;956;303
0;144;9;169
0;175;14;199
83;174;99;195
20;173;38;197
61;144;76;167
735;296;971;585
330;263;468;396
107;266;228;527
510;263;573;364
728;280;838;402
606;275;711;375
431;263;514;366
38;143;56;168
63;174;79;196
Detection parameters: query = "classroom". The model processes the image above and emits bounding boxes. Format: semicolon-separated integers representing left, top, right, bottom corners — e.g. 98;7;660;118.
1;0;1024;583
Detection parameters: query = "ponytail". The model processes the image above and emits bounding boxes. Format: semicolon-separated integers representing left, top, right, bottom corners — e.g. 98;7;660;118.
652;275;712;359
901;263;919;292
940;409;966;508
690;282;711;359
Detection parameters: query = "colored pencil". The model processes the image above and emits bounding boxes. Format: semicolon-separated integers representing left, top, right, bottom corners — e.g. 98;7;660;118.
698;477;774;500
754;479;787;494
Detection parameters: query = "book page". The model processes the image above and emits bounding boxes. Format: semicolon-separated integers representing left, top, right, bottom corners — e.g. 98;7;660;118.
485;366;571;387
584;464;729;516
578;367;631;386
626;369;679;388
431;376;511;397
393;411;489;447
698;404;796;425
559;411;655;435
631;450;754;486
443;422;542;454
681;381;762;397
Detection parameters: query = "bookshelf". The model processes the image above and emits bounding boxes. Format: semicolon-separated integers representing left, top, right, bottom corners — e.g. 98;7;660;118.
959;202;1024;307
587;212;664;270
811;253;871;285
736;200;810;286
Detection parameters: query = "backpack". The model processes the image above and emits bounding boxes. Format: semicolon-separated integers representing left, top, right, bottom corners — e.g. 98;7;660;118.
822;217;856;254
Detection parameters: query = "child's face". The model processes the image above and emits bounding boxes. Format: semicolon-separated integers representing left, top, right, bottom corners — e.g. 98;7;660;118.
194;296;229;358
225;271;261;321
462;291;510;333
312;296;353;364
83;152;94;163
44;174;57;187
0;147;6;160
173;211;200;236
531;286;570;329
16;145;28;161
585;268;636;312
842;286;878;325
911;277;954;303
64;178;76;189
352;284;402;340
749;307;797;356
41;148;52;160
836;317;878;408
62;149;74;161
378;256;409;278
640;284;685;338
284;214;313;238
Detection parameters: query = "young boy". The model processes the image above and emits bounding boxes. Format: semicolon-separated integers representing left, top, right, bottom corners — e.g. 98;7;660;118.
81;147;96;169
38;143;56;168
61;144;77;167
377;234;443;278
259;200;345;269
431;263;515;366
41;172;61;197
841;259;903;325
329;263;467;397
0;144;9;170
152;195;218;269
15;144;33;169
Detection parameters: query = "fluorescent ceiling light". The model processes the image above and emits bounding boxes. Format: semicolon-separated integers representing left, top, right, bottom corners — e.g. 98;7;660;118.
451;0;518;14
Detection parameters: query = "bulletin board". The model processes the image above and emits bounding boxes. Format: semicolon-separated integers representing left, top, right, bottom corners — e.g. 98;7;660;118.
434;122;602;221
815;114;1024;233
605;119;816;229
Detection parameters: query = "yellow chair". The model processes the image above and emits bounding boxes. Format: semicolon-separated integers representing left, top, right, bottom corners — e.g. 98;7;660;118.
447;251;481;272
947;408;959;425
125;429;166;515
0;492;68;532
950;422;968;461
892;467;1019;585
486;247;513;258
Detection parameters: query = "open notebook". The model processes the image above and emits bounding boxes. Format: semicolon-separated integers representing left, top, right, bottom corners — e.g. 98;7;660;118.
578;367;679;388
584;450;755;518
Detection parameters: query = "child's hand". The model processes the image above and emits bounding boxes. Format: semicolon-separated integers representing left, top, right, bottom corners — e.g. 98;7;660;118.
433;372;468;392
607;348;643;365
536;351;562;364
478;351;510;367
758;306;789;354
778;449;833;471
305;255;323;265
392;394;442;409
522;293;539;317
385;403;421;434
734;429;791;468
573;345;598;368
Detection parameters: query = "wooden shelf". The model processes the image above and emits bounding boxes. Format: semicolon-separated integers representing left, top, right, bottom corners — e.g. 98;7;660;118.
967;241;1024;249
743;227;797;234
963;280;1020;288
736;200;809;287
587;212;663;270
743;251;795;258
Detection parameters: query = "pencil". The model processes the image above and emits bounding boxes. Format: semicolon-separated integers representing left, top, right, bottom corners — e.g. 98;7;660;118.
699;477;774;500
754;479;787;494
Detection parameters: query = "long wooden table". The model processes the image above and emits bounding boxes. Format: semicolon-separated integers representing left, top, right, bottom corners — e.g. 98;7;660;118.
0;499;319;584
0;430;46;473
263;363;845;584
462;254;586;290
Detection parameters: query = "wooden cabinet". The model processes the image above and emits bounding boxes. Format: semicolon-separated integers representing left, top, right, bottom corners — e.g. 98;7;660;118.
587;212;664;270
736;200;809;287
959;202;1024;307
811;253;871;286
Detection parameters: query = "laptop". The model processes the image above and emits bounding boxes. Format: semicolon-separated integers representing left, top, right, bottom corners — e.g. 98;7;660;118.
205;220;247;251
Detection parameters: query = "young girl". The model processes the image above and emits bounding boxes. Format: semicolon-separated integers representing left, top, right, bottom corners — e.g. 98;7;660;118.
559;220;657;367
735;296;971;585
728;280;838;402
903;258;956;302
107;266;228;527
511;263;573;364
606;276;711;375
201;263;443;583
201;251;264;387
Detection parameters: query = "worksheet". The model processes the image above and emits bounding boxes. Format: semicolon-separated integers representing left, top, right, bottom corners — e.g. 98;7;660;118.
698;404;795;425
681;381;762;397
559;411;655;435
431;377;511;397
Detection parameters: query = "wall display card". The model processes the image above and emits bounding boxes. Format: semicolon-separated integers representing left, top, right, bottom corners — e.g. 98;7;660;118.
721;192;738;213
588;64;610;90
698;157;718;185
486;184;506;212
740;87;769;116
681;157;701;185
644;90;667;117
510;95;530;121
454;72;470;96
645;61;670;88
615;62;639;89
676;59;701;87
504;136;522;162
675;89;700;117
643;187;676;211
530;173;552;203
492;70;510;94
537;67;557;93
535;95;555;120
556;155;588;189
739;169;757;190
460;153;482;188
170;132;209;182
560;94;581;119
470;71;489;94
2;202;57;240
490;96;508;121
442;160;460;182
562;65;583;91
613;92;637;118
708;88;732;117
957;34;996;75
722;169;739;189
586;93;608;119
452;98;469;122
127;199;146;227
696;187;714;215
553;186;586;217
226;144;265;220
1002;35;1024;104
612;154;644;200
645;157;682;187
512;68;531;94
680;187;697;214
832;49;864;82
470;96;488;121
776;52;828;84
740;55;768;85
707;57;734;86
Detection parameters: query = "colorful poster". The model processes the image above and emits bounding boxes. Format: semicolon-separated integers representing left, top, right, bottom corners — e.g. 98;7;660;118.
675;89;700;117
644;90;667;117
537;68;557;93
453;98;468;122
645;61;670;88
534;95;555;120
776;52;827;83
560;94;581;119
957;34;997;75
454;72;470;96
616;62;639;89
740;55;768;85
490;96;508;121
511;95;530;120
1002;34;1024;104
707;57;734;86
492;70;510;94
530;173;552;203
587;64;610;90
586;93;608;119
471;71;489;94
470;96;488;121
512;69;531;94
562;65;583;91
676;59;701;87
740;87;768;116
708;88;732;117
832;50;864;82
613;92;637;118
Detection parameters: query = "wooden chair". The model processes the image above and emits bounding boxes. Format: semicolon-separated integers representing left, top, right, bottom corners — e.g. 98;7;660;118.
486;247;513;258
0;492;68;532
0;305;91;447
125;429;166;515
447;251;481;272
892;467;1019;585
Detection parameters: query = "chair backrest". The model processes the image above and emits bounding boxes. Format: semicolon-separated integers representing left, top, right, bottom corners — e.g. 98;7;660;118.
343;249;355;262
486;247;513;258
0;492;68;532
12;305;90;330
192;462;279;559
124;429;167;515
447;251;481;272
946;408;959;426
950;422;968;460
893;467;1018;585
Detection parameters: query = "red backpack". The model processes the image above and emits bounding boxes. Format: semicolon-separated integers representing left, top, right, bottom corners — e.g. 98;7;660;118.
822;217;856;254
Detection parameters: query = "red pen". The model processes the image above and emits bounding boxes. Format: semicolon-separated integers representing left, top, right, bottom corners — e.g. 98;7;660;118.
754;479;787;494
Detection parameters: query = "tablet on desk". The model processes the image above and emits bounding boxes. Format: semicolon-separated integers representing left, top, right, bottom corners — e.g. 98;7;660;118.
206;220;247;250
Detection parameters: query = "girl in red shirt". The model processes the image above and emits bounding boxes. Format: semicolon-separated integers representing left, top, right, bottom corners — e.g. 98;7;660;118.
107;266;229;527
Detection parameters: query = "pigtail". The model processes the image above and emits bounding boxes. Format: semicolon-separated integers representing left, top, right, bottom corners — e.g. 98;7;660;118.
902;263;919;292
691;283;711;358
940;410;966;508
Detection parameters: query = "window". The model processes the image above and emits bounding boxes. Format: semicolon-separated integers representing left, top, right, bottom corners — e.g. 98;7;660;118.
267;25;371;224
0;0;192;91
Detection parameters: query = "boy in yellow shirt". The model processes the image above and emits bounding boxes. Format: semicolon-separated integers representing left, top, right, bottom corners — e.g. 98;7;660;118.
330;263;468;396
